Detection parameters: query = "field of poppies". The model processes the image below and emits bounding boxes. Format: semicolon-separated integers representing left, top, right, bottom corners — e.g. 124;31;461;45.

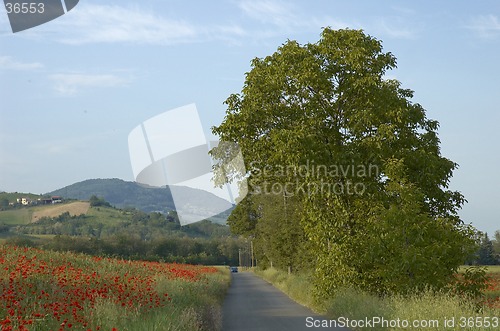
0;245;230;331
485;268;500;309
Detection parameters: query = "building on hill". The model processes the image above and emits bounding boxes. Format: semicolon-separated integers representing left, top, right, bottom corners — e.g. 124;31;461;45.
37;196;63;205
16;197;31;206
38;198;53;205
51;196;62;203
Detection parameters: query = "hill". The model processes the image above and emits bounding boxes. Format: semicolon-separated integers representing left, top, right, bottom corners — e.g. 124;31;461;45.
48;178;233;224
49;178;175;212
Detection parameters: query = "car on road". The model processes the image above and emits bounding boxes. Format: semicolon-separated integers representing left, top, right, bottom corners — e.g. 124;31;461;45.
230;266;238;273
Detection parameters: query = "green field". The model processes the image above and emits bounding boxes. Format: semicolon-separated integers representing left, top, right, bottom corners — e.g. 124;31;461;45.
459;265;500;273
0;208;33;225
0;202;124;226
485;265;500;273
86;204;128;223
0;203;127;246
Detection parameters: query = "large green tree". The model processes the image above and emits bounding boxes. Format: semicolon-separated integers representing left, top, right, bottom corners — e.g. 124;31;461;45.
212;28;478;296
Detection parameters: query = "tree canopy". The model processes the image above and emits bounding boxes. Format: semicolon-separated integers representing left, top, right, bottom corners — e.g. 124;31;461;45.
212;28;478;296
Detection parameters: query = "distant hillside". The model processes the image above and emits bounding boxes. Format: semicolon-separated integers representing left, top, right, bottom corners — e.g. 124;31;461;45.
48;178;233;224
49;178;174;212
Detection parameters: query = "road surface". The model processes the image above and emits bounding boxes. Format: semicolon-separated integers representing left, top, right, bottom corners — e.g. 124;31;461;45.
222;272;347;331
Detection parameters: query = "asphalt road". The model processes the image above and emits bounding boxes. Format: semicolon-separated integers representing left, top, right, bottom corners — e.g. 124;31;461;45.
222;272;347;331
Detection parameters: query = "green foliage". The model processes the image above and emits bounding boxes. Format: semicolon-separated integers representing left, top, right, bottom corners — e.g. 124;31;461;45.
0;223;9;233
89;195;112;207
0;198;9;209
4;235;37;247
4;204;245;265
453;266;488;311
477;232;500;265
494;231;500;262
226;196;258;236
38;234;245;265
254;193;313;272
225;191;314;272
212;28;478;297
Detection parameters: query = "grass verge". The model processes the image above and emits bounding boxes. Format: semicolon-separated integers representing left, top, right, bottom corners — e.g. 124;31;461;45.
253;267;321;312
254;267;500;331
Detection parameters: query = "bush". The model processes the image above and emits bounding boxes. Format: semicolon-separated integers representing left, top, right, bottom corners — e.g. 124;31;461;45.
0;223;9;233
452;266;488;312
89;195;112;207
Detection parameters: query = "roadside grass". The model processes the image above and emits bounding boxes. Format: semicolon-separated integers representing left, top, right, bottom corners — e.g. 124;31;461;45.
326;288;499;331
253;268;320;312
254;267;500;331
84;267;231;331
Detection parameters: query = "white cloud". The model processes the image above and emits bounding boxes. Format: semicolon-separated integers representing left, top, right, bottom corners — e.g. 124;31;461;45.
55;4;199;45
0;56;43;70
467;15;500;38
237;0;350;38
390;6;417;16
237;1;420;41
373;18;419;39
50;73;130;95
238;0;297;27
1;1;247;45
35;3;251;45
4;1;349;46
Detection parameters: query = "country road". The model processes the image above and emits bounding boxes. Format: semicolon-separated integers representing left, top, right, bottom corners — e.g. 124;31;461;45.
222;272;347;331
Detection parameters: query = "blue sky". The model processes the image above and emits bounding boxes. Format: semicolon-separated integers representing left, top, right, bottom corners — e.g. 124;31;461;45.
0;0;499;235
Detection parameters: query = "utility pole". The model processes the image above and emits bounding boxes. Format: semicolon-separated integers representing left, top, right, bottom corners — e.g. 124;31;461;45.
250;240;254;268
238;249;242;268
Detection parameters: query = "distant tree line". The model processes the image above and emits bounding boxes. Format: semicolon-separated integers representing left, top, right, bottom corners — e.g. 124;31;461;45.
6;204;247;266
468;231;500;265
6;234;245;265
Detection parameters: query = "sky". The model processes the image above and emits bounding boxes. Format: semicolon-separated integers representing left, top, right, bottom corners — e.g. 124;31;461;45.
0;0;499;235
